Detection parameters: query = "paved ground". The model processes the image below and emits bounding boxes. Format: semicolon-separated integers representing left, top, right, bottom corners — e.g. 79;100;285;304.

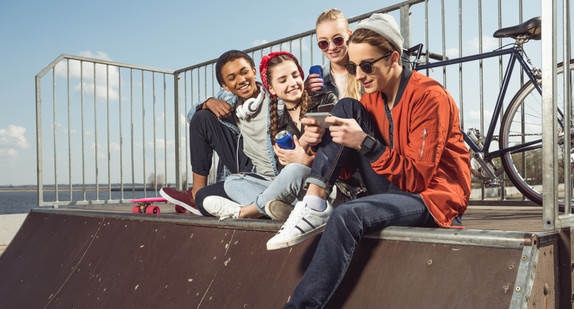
463;206;546;232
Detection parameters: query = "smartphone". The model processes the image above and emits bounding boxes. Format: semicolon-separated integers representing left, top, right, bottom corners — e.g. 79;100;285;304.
305;112;331;128
317;104;335;113
309;65;324;92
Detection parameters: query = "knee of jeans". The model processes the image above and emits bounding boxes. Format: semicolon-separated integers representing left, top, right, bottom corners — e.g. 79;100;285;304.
282;163;311;179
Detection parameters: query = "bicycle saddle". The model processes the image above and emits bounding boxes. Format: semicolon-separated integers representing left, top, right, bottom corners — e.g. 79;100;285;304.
493;16;541;40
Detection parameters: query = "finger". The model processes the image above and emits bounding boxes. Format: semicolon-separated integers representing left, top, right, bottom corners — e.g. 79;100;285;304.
325;115;342;124
293;135;302;148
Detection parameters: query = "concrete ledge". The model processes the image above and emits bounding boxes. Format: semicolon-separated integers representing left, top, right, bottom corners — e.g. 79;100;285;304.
0;213;27;246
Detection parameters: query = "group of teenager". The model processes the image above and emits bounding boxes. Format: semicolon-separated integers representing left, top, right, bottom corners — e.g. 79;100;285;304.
160;8;471;308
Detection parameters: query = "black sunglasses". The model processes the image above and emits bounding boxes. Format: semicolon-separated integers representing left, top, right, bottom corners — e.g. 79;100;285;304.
317;36;345;50
345;51;393;75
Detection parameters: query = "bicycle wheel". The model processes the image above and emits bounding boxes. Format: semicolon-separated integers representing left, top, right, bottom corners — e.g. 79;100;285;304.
499;59;574;206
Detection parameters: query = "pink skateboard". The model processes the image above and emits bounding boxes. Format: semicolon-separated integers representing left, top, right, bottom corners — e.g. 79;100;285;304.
130;197;188;214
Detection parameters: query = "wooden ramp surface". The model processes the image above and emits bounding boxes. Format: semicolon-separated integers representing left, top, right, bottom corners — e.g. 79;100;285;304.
0;206;564;308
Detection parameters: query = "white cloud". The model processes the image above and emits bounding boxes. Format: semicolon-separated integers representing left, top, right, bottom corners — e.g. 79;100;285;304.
446;48;459;59
54;50;120;101
0;125;29;157
252;39;269;47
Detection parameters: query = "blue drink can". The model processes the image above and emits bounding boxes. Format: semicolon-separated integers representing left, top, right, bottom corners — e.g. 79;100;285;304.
309;65;324;92
275;130;295;150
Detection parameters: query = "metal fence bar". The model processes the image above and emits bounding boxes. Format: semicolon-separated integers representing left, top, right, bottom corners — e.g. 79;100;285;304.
130;69;135;196
563;0;572;215
67;60;72;201
52;68;58;203
93;62;99;201
541;1;558;229
118;68;124;200
557;0;574;228
106;65;111;198
81;61;86;201
141;70;146;196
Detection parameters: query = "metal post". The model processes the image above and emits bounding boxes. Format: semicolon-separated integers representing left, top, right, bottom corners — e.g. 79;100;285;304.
174;72;181;190
541;0;558;230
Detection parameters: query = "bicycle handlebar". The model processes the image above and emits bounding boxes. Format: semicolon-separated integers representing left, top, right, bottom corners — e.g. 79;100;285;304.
403;43;448;61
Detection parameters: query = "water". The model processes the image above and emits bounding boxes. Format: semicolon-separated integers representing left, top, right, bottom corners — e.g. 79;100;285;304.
0;190;153;215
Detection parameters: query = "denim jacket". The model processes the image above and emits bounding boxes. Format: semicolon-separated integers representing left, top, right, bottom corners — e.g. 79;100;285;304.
187;84;280;177
315;62;339;98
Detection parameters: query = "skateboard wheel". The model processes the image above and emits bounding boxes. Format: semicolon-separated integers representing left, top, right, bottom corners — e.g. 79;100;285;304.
175;205;187;213
146;206;160;214
132;206;142;213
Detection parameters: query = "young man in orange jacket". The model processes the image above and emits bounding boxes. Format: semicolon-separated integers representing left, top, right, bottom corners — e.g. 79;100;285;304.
268;13;471;308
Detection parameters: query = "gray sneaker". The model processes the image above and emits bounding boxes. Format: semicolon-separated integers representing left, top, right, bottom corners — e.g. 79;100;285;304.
264;200;293;221
266;200;333;250
203;196;241;220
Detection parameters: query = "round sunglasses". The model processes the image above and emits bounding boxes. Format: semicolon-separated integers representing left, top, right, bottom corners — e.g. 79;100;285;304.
344;51;393;75
317;35;345;50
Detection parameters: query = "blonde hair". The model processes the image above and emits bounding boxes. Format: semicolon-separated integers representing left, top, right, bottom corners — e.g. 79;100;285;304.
316;8;364;100
316;8;349;29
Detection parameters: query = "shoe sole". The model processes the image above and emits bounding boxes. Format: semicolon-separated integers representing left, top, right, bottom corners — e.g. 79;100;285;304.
265;202;292;221
160;189;202;216
266;224;326;250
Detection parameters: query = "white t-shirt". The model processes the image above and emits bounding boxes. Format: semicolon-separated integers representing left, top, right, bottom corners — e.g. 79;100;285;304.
331;71;348;99
235;94;274;178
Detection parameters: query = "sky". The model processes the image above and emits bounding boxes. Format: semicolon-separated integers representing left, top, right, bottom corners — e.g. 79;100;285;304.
0;0;546;186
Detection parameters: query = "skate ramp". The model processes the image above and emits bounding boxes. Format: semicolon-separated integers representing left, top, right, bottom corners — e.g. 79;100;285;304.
0;209;562;308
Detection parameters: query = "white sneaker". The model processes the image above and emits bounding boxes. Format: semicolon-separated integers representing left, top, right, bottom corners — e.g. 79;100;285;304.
203;196;241;220
264;200;293;221
266;200;333;250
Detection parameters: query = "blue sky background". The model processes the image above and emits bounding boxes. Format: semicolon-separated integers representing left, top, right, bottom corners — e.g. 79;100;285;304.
0;1;546;185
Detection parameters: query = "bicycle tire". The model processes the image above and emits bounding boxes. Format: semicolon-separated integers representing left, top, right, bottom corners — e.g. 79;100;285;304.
499;59;574;206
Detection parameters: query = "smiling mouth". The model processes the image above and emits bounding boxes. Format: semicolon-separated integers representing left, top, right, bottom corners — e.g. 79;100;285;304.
287;87;301;94
237;83;250;91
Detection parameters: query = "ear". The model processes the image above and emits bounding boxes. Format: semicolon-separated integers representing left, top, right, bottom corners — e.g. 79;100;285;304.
391;51;400;63
222;82;231;92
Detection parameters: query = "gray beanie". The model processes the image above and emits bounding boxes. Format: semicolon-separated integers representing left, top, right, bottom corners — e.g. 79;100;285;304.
355;13;404;55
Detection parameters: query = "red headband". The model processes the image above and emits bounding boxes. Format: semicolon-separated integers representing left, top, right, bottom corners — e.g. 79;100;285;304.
259;51;305;98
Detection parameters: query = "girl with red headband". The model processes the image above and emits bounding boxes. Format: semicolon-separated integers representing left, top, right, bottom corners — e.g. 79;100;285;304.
202;52;337;220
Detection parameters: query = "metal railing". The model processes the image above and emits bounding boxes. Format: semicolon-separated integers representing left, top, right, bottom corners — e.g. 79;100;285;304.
36;0;555;208
543;0;574;229
36;55;175;206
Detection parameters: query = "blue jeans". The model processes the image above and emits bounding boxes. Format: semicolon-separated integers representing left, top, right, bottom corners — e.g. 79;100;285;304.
285;99;438;308
224;163;311;214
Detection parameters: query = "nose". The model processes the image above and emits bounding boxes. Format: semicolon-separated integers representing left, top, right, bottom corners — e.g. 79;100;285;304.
237;74;247;84
355;66;366;80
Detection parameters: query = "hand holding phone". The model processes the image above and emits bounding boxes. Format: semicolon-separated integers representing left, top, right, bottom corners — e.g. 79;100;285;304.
305;112;331;128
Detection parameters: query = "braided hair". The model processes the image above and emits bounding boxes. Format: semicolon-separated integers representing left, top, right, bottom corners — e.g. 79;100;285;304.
264;54;309;142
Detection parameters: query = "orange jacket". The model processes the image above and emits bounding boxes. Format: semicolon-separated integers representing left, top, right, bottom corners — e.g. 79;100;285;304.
360;69;471;227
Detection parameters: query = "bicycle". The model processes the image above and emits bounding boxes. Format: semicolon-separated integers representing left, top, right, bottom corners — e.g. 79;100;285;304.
404;16;574;207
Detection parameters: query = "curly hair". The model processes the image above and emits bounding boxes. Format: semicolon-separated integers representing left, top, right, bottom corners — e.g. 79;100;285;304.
215;50;255;87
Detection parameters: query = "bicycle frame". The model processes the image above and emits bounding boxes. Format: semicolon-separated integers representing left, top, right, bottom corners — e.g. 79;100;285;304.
412;46;542;162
